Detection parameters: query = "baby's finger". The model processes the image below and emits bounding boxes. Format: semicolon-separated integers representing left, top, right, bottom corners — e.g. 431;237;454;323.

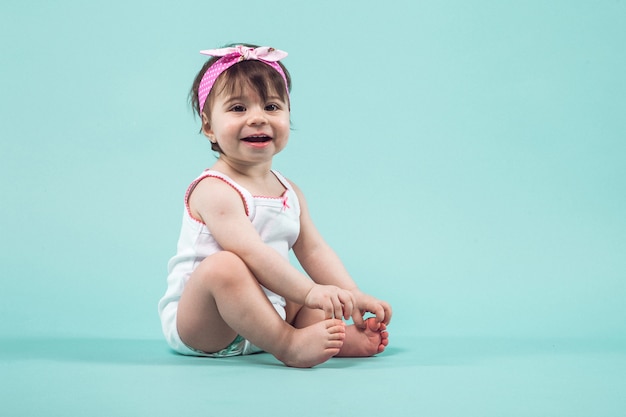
340;293;354;321
333;296;344;321
371;304;385;323
381;301;393;324
351;307;365;328
322;299;334;319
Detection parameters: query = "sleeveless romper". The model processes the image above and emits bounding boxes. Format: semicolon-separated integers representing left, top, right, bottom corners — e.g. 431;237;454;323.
158;169;301;356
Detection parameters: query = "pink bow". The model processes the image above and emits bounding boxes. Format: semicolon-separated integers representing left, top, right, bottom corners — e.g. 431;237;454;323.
282;195;290;211
197;45;289;113
200;46;288;62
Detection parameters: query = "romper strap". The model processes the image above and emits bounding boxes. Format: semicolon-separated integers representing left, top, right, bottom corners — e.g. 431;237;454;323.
184;170;256;220
270;170;300;215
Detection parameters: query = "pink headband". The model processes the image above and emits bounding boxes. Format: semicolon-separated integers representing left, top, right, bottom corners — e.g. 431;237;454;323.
198;45;289;113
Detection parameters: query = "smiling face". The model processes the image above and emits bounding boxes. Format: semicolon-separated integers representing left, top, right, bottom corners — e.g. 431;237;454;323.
203;83;290;167
198;60;292;163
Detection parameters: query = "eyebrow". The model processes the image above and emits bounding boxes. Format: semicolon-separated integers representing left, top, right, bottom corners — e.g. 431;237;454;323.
222;94;285;105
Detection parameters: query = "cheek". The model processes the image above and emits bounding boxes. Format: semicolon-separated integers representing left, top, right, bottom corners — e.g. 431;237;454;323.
211;119;235;137
277;115;291;133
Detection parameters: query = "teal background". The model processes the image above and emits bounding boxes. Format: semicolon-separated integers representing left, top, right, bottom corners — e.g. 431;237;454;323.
1;1;625;416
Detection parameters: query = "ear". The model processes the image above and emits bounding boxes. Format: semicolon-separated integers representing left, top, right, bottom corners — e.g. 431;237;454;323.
201;113;214;140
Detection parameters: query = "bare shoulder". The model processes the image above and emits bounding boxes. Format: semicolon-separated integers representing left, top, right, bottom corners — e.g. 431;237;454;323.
284;177;307;202
188;176;247;223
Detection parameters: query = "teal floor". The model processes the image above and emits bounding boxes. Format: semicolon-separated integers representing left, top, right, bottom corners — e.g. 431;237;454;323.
2;335;625;416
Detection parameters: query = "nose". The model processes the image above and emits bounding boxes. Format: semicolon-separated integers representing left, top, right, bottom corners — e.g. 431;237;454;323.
246;106;268;126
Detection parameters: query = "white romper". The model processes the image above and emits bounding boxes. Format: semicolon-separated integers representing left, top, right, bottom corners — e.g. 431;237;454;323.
158;169;301;356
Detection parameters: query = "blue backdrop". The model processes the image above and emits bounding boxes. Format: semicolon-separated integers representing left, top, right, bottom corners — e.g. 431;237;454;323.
2;0;625;343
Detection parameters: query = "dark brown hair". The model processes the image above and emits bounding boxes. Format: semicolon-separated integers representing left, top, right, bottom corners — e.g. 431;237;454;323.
189;44;292;153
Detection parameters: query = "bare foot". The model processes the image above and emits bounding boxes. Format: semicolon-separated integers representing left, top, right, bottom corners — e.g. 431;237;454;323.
336;317;389;357
275;319;346;368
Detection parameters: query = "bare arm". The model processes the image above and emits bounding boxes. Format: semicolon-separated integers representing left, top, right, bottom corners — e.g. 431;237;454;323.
291;181;393;326
189;177;354;319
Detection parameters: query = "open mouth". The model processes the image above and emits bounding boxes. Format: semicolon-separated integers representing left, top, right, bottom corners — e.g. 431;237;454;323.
241;135;272;143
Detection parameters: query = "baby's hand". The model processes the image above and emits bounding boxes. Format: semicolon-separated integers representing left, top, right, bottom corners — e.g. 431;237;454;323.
304;284;355;321
350;289;392;329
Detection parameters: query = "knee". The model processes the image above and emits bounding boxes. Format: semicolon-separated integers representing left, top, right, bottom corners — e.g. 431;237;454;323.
192;251;251;289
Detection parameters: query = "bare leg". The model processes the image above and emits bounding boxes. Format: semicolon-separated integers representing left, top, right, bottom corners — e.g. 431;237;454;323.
176;251;345;368
287;303;389;357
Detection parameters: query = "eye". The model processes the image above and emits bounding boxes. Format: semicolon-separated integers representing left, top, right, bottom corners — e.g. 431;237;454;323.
230;104;246;112
265;103;280;111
